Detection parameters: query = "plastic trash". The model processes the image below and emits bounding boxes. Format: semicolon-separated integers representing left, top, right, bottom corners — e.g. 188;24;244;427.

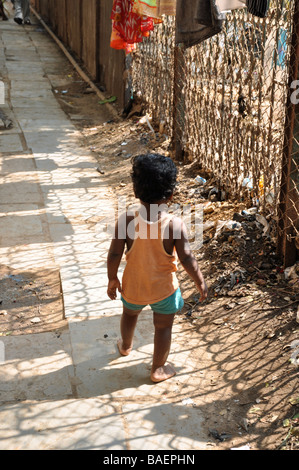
231;444;251;450
256;214;270;236
242;178;253;190
182;398;196;406
99;96;117;105
284;263;298;281
242;207;258;216
195;175;207;185
214;220;242;238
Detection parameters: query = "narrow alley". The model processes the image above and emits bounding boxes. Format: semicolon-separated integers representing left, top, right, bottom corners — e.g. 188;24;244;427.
0;7;298;454
0;12;212;452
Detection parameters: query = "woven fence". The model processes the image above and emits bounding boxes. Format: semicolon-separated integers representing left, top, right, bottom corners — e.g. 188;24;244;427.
131;0;298;264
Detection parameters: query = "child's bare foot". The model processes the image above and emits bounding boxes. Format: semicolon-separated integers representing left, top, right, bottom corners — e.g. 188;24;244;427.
117;339;132;356
151;363;176;383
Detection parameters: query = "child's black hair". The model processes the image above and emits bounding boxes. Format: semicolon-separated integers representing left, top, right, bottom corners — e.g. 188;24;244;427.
131;153;177;204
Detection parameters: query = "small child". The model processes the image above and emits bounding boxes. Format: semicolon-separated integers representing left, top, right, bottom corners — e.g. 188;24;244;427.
107;153;208;383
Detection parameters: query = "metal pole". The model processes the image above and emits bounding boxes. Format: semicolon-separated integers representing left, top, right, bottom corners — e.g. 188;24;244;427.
172;42;186;162
278;0;299;267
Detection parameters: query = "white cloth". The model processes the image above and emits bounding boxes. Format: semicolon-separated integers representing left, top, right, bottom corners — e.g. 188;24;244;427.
216;0;246;12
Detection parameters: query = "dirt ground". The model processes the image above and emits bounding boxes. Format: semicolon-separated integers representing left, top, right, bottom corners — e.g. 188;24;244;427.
1;70;298;450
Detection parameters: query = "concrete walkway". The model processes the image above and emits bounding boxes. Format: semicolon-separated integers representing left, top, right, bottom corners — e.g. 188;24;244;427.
0;16;209;451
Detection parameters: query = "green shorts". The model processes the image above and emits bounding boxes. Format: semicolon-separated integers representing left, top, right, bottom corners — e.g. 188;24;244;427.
121;288;184;315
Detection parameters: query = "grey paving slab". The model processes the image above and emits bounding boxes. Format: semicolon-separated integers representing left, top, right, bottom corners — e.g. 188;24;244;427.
5;62;44;74
19;119;74;132
10;80;52;91
0;178;43;203
0;241;56;271
0;133;24;152
0;153;36;173
5;53;41;63
13;107;67;120
11;86;54;97
22;130;78;151
67;314;210;399
6;72;49;82
123;402;208;451
0;398;127;450
4;44;36;51
0;208;43;238
10;94;57;107
0;203;40;215
0;330;74;402
67;314;157;399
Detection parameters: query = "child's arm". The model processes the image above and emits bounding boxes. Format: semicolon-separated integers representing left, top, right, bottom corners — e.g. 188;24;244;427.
172;217;208;302
107;217;126;300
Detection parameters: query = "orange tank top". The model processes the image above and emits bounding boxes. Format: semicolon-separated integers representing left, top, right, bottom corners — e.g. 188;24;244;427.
121;210;179;304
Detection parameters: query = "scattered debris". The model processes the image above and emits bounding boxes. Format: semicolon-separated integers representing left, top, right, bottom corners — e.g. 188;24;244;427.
195;175;207;185
209;429;232;442
290;340;299;366
231;444;251;450
182;397;196;406
99;96;117;105
240;418;249;432
30;317;41;324
256;214;270;236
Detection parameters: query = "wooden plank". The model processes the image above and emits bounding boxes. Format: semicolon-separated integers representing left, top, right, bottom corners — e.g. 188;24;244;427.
56;0;67;44
48;0;57;33
65;0;82;59
39;0;49;21
82;0;98;80
99;0;125;108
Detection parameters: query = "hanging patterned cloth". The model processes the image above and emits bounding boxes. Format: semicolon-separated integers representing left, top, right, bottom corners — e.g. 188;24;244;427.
132;0;176;18
110;0;176;53
111;0;155;53
132;0;160;18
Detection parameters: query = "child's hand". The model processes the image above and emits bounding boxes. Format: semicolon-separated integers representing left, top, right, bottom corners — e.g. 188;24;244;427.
197;280;208;302
107;278;122;300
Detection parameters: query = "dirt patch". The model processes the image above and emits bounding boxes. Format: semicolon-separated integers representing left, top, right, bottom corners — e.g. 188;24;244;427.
52;78;114;129
0;264;66;336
